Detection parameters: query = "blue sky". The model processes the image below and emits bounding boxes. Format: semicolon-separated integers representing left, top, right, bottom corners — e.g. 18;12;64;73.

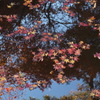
20;79;83;100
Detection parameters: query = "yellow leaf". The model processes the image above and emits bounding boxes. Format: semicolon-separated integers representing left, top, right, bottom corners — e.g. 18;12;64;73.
60;71;64;74
70;45;74;47
61;80;66;83
54;35;58;38
28;32;31;35
50;71;53;74
37;81;41;84
90;93;95;96
79;41;84;44
32;84;37;88
0;77;6;81
88;19;93;23
13;75;19;78
67;42;74;45
7;5;12;8
53;52;57;56
92;3;96;9
64;59;69;63
69;60;75;64
31;30;36;34
10;2;15;6
29;87;33;90
44;53;48;56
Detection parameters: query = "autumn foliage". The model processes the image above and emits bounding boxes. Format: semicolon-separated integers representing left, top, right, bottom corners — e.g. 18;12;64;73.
0;0;100;99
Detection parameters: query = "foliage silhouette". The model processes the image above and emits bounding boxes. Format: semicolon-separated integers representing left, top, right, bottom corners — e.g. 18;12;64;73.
0;0;100;99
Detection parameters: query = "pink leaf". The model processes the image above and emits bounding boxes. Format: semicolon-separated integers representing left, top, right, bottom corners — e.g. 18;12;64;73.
19;87;24;90
7;18;12;22
24;36;30;40
25;83;31;88
94;52;100;59
62;7;66;10
28;34;34;37
74;49;81;56
58;74;63;79
64;3;69;5
73;56;79;61
68;64;74;68
0;26;2;30
79;22;88;26
70;13;75;17
67;48;74;54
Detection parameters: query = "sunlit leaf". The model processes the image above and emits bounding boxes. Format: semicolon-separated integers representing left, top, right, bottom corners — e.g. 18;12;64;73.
7;5;12;8
64;59;69;63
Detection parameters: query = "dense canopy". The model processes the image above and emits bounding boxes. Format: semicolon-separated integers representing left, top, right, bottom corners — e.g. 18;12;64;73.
0;0;100;99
